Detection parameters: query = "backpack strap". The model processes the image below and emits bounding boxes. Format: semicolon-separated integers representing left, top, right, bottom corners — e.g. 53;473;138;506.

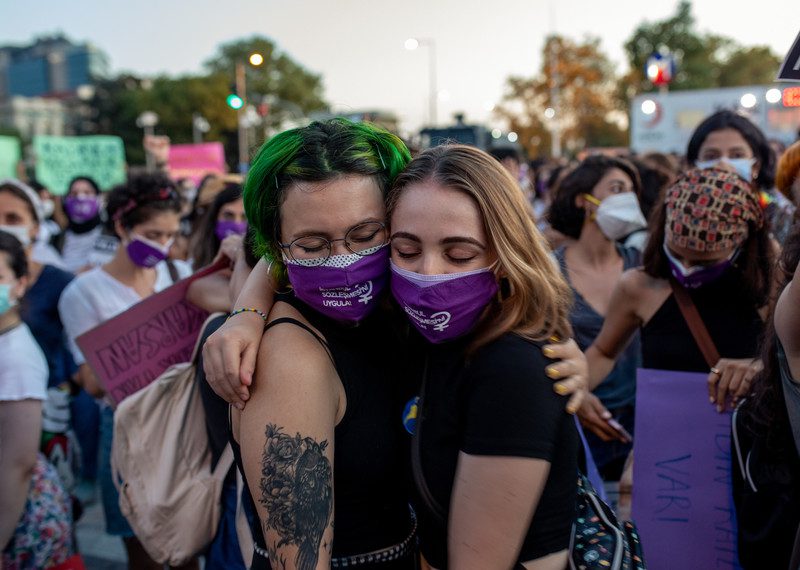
190;312;226;365
669;278;721;368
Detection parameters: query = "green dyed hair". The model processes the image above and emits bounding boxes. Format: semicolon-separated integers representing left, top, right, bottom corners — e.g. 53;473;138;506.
243;118;411;276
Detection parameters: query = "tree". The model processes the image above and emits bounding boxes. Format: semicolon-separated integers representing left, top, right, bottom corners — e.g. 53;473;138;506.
717;46;782;87
204;36;327;126
496;35;626;158
621;1;782;101
88;35;328;169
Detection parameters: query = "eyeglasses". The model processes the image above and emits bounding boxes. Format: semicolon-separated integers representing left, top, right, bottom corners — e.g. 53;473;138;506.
279;221;387;267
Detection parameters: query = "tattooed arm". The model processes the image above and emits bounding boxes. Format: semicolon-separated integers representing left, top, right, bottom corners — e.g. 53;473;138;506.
236;306;344;570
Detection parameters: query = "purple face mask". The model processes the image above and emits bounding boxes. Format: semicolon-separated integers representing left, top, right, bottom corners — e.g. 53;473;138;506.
64;195;100;223
663;244;738;289
126;234;172;268
285;245;389;323
390;261;498;344
215;220;248;241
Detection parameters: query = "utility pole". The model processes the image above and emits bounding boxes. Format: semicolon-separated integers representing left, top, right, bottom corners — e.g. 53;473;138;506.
235;61;248;173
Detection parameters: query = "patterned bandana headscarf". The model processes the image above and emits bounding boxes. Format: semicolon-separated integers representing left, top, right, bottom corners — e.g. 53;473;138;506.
664;167;764;253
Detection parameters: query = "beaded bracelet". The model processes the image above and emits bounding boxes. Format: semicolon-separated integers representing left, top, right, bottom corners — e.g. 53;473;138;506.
228;307;268;322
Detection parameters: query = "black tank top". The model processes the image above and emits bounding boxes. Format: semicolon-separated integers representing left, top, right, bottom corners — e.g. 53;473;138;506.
641;271;764;372
230;293;416;569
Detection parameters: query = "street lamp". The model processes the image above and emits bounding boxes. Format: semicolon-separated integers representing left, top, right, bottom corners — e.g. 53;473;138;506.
234;52;264;173
136;111;159;171
405;37;438;126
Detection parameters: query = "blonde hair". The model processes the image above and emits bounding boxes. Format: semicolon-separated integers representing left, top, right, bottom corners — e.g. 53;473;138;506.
387;144;573;349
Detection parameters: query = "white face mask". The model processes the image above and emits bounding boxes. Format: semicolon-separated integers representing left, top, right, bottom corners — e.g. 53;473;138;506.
0;224;32;247
584;192;647;241
695;157;755;181
40;199;55;219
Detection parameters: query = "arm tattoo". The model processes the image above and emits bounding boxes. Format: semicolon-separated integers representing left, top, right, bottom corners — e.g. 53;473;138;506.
260;423;333;570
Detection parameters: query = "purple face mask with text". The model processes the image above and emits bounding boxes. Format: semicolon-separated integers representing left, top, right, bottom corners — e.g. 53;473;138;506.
64;195;100;223
390;262;498;343
127;234;172;268
284;245;389;323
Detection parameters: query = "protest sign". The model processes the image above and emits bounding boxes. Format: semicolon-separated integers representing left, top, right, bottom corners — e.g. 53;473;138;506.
76;260;226;407
0;136;21;179
33;135;126;195
777;30;800;81
632;368;741;570
167;142;226;185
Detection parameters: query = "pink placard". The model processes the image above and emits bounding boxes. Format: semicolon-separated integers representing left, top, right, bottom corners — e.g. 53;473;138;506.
76;261;226;406
168;142;226;185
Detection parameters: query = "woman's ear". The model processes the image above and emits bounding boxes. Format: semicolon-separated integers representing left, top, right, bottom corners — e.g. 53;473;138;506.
114;219;128;241
13;275;28;300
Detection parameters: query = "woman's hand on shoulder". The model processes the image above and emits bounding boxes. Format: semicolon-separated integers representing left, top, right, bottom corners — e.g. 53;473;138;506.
541;337;587;414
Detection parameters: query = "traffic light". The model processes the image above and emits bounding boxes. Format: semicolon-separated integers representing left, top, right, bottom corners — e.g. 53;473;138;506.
226;93;244;110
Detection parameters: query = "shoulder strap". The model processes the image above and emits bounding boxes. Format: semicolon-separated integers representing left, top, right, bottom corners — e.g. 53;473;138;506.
166;259;180;284
411;356;448;525
264;317;334;365
669;278;721;368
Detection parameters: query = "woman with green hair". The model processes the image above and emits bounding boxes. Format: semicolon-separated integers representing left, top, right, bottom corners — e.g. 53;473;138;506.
212;119;587;569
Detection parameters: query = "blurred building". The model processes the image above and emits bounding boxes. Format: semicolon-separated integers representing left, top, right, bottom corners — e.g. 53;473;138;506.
0;34;108;137
0;34;109;99
0;96;68;138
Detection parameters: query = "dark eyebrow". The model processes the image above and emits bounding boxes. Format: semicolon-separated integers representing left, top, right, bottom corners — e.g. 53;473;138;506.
441;236;487;249
390;231;420;242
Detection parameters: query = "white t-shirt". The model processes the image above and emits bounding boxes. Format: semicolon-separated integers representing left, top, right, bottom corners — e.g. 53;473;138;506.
58;260;192;366
61;227;119;273
0;323;48;401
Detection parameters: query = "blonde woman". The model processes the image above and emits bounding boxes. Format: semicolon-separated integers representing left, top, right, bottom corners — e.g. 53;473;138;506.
388;145;578;570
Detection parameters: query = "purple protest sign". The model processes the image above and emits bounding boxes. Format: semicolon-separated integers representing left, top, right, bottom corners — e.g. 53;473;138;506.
632;368;741;570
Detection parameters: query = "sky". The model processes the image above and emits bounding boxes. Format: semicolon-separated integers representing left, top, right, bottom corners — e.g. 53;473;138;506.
1;0;798;134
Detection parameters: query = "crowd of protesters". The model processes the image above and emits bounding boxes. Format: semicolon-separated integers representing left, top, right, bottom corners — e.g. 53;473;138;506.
2;107;800;570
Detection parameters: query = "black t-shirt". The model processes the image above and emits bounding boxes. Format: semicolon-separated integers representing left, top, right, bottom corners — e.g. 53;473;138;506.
415;332;578;567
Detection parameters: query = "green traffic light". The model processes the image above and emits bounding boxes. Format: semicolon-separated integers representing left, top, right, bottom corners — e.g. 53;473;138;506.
226;94;244;110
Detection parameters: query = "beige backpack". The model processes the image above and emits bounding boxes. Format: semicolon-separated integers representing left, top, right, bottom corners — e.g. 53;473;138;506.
111;313;234;565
